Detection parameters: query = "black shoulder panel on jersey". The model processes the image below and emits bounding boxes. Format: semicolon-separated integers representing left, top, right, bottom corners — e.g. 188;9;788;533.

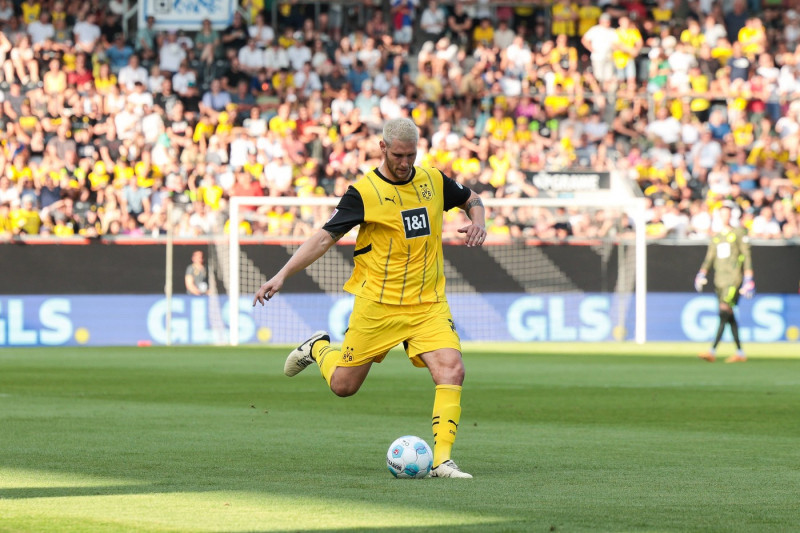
322;186;365;235
442;171;471;211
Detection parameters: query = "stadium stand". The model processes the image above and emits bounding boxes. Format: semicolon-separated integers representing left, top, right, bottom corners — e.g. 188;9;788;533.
0;0;798;242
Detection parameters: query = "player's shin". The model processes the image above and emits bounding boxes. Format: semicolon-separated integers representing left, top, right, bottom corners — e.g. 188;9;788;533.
314;341;339;386
431;384;462;467
713;309;731;349
729;313;742;350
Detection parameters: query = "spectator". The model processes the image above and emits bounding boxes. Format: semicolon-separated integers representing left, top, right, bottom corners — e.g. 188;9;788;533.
750;205;781;238
647;107;682;146
185;250;208;295
200;78;231;116
222;11;248;55
249;13;275;48
238;37;264;75
27;11;54;47
551;0;578;38
582;13;616;90
10;195;40;235
159;30;186;75
135;15;157;59
73;12;101;53
106;33;133;74
286;34;312;72
725;0;749;42
172;60;197;97
346;60;369;94
0;0;12;23
391;0;416;46
118;54;148;92
419;0;446;45
612;16;643;98
446;2;472;48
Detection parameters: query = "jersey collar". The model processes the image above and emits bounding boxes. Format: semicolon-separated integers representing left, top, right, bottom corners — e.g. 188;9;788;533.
374;166;416;185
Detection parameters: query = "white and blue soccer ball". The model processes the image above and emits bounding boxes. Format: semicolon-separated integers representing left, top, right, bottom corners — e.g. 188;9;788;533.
386;435;433;479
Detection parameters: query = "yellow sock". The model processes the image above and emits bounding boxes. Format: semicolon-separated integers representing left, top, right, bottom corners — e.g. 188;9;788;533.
431;384;462;467
312;340;339;387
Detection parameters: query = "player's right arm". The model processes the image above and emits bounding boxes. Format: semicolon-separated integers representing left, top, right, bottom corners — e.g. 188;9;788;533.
253;228;336;305
253;186;365;306
699;239;715;275
695;239;715;291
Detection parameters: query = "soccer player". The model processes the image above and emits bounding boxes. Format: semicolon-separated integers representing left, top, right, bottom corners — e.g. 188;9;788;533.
254;117;486;478
694;201;754;363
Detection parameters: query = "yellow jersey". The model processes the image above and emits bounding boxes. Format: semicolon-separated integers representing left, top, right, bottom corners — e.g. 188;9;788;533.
577;5;601;36
323;166;471;305
473;25;494;47
651;7;672;24
485;116;514;141
613;28;642;69
10;207;41;235
680;29;705;50
21;1;41;25
269;115;296;137
551;2;578;36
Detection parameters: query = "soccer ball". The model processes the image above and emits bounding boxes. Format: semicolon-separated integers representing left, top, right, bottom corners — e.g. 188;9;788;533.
386;435;433;478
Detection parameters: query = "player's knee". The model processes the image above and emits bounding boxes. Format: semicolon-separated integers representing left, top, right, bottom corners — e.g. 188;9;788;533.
451;365;465;386
329;377;361;397
331;383;359;397
440;356;465;385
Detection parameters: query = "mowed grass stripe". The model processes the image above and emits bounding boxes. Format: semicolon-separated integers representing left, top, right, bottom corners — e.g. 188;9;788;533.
1;346;798;532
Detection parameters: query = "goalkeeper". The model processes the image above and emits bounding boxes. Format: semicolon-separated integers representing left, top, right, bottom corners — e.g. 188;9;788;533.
694;201;754;363
254;118;486;478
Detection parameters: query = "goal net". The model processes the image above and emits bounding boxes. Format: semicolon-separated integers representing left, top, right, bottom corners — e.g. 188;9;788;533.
223;196;647;346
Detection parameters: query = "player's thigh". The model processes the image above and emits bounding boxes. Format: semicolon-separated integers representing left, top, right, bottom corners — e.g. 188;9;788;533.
329;361;373;395
418;348;465;386
340;297;407;367
716;284;740;308
405;302;462;368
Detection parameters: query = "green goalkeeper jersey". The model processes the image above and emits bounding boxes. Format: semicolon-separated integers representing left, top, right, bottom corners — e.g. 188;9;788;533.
700;226;752;288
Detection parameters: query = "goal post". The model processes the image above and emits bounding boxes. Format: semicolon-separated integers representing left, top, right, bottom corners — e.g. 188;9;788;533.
227;195;647;346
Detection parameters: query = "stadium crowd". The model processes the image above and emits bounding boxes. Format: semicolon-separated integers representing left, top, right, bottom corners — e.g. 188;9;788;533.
0;0;798;242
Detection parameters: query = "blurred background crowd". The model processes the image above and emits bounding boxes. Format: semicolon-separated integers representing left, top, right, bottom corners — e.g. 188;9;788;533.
0;0;799;242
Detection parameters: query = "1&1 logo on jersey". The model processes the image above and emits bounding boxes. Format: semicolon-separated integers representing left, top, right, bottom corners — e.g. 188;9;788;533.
401;207;431;239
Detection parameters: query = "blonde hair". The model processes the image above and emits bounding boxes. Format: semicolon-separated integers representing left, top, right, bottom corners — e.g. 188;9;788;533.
382;117;419;147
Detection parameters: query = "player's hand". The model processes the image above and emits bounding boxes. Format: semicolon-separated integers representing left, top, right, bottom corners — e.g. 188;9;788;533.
253;276;283;306
740;276;755;298
694;272;707;292
458;223;486;247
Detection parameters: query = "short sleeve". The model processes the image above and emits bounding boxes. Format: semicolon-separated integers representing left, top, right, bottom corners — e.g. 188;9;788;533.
322;186;365;235
442;172;471;211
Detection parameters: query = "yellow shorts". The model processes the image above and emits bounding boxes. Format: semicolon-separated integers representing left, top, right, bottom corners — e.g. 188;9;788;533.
340;297;462;368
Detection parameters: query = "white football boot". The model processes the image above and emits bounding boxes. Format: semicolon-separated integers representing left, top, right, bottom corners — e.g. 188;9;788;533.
430;459;473;479
284;331;330;377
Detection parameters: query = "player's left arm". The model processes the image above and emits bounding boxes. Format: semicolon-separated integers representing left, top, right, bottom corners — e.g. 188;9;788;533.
441;172;486;247
739;228;753;277
739;228;755;296
457;189;487;247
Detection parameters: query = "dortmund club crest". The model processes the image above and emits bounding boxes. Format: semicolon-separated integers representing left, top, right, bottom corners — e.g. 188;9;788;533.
420;183;432;201
342;346;354;363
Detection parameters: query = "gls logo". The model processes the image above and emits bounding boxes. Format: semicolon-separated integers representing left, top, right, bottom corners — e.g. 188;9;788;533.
681;296;785;342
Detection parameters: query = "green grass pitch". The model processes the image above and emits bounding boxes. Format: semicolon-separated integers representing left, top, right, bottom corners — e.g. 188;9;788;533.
1;343;799;532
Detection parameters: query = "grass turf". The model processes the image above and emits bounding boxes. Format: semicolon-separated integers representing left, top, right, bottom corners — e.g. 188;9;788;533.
1;343;799;532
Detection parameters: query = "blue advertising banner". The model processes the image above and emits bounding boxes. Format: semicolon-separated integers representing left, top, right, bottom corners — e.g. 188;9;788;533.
139;0;236;30
0;294;798;347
